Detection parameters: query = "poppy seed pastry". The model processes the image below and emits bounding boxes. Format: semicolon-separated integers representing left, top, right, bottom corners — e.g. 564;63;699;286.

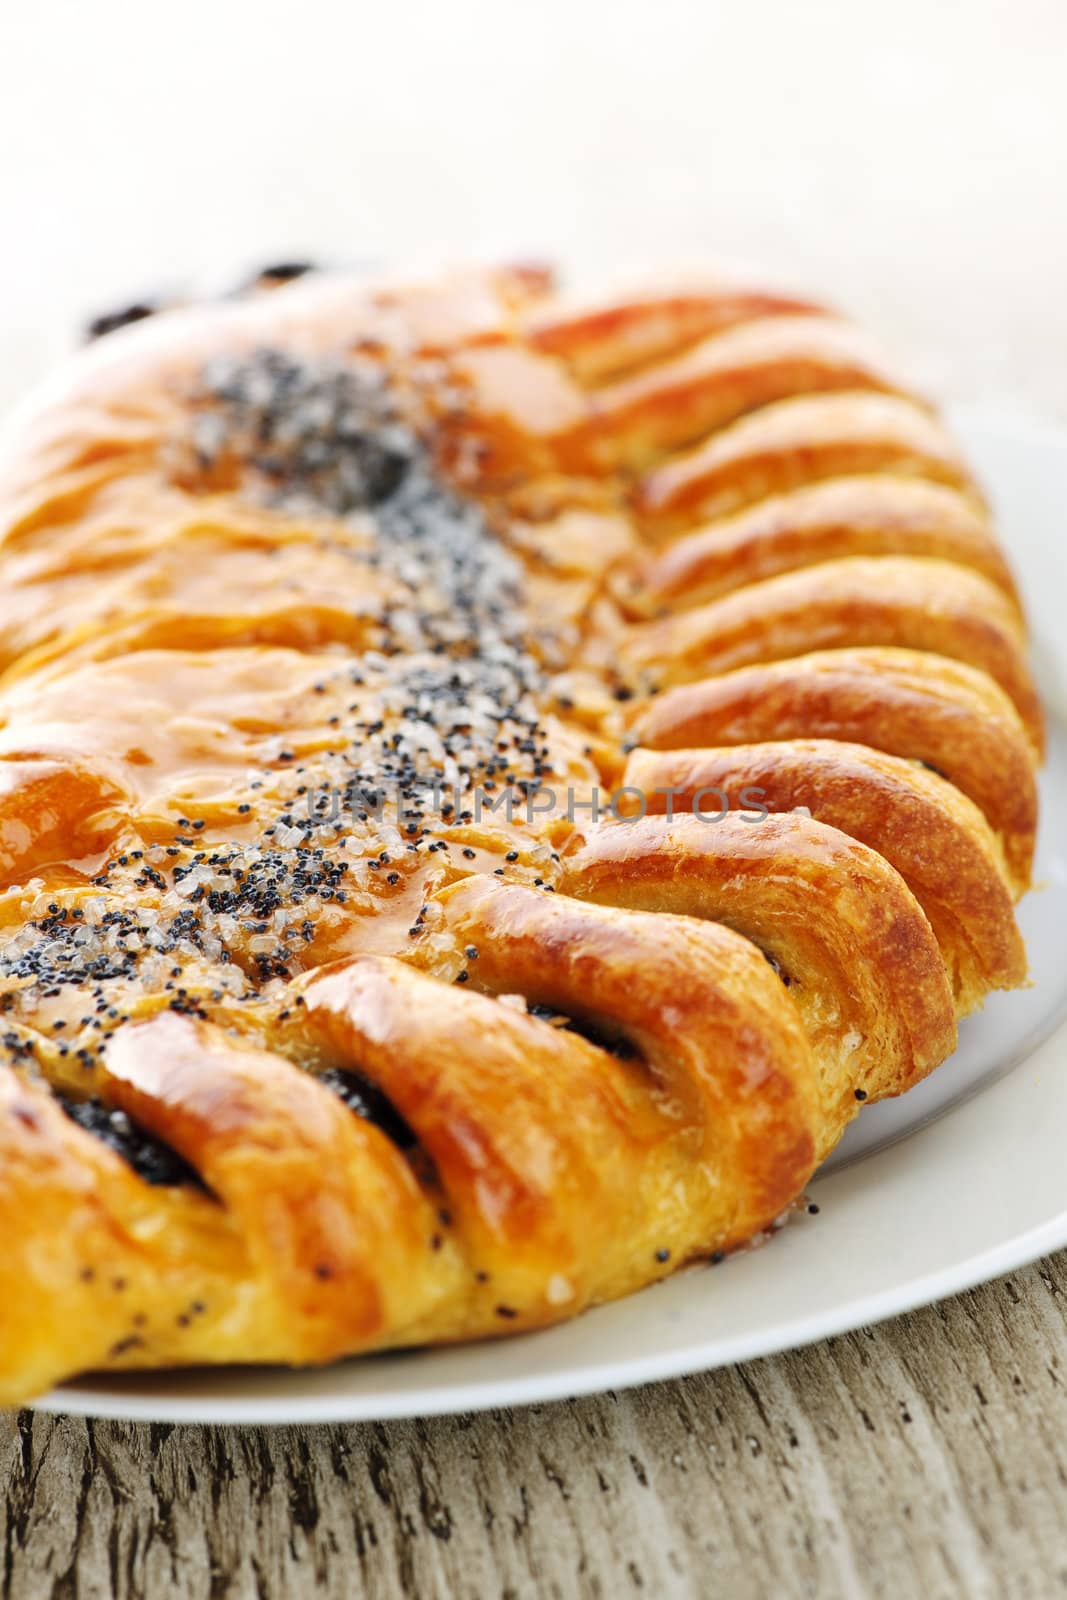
0;265;1040;1403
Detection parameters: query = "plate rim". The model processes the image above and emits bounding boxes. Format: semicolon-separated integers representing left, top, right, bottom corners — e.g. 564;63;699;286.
37;1199;1067;1425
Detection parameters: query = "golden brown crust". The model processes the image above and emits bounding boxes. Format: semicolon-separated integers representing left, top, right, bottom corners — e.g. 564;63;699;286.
631;647;1039;890
622;556;1043;753
299;883;821;1317
0;264;1040;1402
616;476;1021;617
560;814;958;1154
633;392;980;532
0;1010;465;1400
523;284;822;384
620;740;1026;1008
555;316;914;472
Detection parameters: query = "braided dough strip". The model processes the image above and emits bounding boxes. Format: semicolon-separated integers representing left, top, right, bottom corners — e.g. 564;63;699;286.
622;555;1042;753
524;283;822;384
556;316;914;472
0;1012;462;1402
620;739;1026;1009
616;476;1020;617
0;883;822;1399
633;392;979;530
631;646;1039;890
560;812;958;1154
298;881;820;1324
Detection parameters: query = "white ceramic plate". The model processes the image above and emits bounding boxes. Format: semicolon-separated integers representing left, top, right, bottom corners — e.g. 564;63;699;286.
35;405;1067;1424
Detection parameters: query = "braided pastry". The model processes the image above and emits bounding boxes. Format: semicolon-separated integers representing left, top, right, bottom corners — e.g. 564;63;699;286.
0;265;1041;1403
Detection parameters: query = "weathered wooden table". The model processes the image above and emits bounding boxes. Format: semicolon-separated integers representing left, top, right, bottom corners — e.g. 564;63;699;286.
4;1252;1066;1597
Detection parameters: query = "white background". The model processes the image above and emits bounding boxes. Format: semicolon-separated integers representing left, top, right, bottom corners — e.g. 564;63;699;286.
1;0;1065;417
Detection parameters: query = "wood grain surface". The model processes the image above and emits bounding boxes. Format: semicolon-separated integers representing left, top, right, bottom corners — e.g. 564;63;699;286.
3;1250;1067;1598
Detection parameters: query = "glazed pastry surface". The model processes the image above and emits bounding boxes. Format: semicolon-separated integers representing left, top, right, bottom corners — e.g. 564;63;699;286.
0;265;1041;1402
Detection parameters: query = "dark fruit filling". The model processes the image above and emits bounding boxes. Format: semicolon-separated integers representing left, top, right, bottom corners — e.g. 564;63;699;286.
58;1095;204;1189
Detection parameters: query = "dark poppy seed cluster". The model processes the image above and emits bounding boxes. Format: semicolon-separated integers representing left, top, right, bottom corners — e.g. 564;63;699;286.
192;346;544;676
193;348;414;515
183;347;565;847
0;346;577;1161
